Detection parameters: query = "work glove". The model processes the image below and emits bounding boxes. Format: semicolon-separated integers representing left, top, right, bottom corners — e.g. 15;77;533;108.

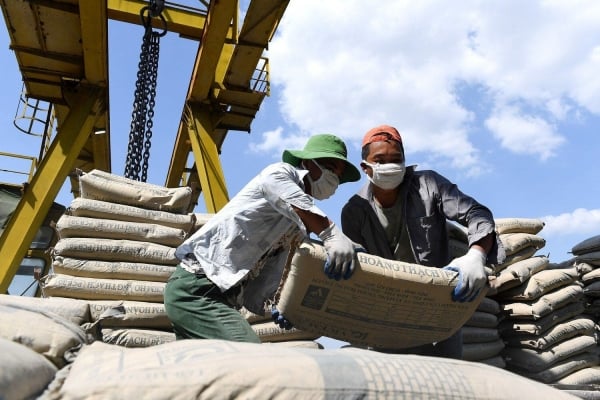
318;223;363;280
442;247;487;303
271;305;293;330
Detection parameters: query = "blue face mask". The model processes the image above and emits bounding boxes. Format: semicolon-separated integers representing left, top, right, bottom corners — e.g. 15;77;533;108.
362;161;406;190
304;160;340;200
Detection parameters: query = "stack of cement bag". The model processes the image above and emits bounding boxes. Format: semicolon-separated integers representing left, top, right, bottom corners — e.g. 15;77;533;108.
545;235;600;391
449;218;548;367
41;169;198;347
489;222;599;385
461;296;506;368
571;235;600;321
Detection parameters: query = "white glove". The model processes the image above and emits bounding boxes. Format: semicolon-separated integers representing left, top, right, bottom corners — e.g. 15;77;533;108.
443;247;487;302
318;223;357;280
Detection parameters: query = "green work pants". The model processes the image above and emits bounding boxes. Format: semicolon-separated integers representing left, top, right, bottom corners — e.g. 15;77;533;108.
163;265;261;343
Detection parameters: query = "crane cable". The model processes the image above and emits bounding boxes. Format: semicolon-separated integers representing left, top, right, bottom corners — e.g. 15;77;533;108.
124;0;167;182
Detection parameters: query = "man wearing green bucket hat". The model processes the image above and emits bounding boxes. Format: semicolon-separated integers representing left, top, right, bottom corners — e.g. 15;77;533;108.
164;134;362;342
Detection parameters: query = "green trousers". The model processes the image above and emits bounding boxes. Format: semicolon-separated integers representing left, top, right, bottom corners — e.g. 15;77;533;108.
163;265;261;343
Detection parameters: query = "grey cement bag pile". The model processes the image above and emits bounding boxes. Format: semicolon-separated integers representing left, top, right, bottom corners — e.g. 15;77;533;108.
461;296;506;367
41;170;201;348
570;235;600;323
493;262;599;384
276;241;486;350
39;339;580;400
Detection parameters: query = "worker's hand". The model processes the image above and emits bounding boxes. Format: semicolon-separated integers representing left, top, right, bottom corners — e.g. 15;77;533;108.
319;223;360;280
443;247;487;302
271;305;293;330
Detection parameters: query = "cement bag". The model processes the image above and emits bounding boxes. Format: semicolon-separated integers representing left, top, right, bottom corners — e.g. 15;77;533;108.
276;242;485;349
67;197;195;232
191;213;214;233
495;218;545;235
102;328;175;347
462;326;500;343
490;256;549;294
480;355;506;369
0;294;90;325
572;235;600;256
477;296;501;315
495;268;580;301
0;337;57;400
53;256;176;282
521;351;600;384
88;300;171;329
56;215;187;247
0;303;91;368
238;306;272;324
500;284;584;320
500;233;546;256
268;340;323;349
503;334;597;373
575;261;594;276
499;301;586;337
465;311;499;328
504;316;596;351
582;268;600;284
42;274;165;302
556;366;600;385
462;339;505;362
46;339;578;400
78;169;193;213
583;281;600;297
53;238;179;265
576;251;600;267
496;246;539;272
251;321;320;343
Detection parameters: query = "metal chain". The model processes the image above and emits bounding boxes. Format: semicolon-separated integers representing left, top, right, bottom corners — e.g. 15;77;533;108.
124;0;166;182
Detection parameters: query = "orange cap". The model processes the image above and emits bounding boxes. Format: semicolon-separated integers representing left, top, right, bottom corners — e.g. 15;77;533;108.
362;125;402;147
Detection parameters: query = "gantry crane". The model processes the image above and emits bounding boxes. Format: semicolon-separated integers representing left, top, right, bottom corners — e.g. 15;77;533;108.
0;0;289;293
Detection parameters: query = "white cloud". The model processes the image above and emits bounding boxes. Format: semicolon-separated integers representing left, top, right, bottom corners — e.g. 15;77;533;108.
485;106;565;160
248;126;309;160
257;0;600;173
541;208;600;236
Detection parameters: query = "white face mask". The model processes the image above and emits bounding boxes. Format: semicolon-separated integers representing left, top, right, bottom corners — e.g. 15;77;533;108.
363;161;406;190
304;160;340;200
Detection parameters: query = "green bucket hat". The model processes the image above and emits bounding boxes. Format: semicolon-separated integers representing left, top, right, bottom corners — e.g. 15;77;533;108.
282;134;361;183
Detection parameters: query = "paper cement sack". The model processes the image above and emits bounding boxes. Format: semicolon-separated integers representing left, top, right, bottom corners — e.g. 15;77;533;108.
276;242;485;349
47;340;578;400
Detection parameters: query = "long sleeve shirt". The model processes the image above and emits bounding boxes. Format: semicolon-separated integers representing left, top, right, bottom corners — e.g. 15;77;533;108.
341;166;505;268
175;162;327;314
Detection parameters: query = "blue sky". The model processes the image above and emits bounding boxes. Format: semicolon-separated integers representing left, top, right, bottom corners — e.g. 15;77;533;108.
2;0;600;269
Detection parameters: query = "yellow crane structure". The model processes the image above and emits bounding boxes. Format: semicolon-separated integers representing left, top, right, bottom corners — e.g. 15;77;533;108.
0;0;289;293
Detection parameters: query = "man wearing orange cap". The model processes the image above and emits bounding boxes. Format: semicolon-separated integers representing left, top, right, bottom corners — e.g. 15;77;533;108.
341;125;505;358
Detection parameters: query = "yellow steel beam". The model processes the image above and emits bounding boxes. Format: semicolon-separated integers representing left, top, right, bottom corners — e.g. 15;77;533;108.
107;0;212;40
79;0;111;172
186;103;228;213
188;0;237;101
0;85;104;293
165;0;236;190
